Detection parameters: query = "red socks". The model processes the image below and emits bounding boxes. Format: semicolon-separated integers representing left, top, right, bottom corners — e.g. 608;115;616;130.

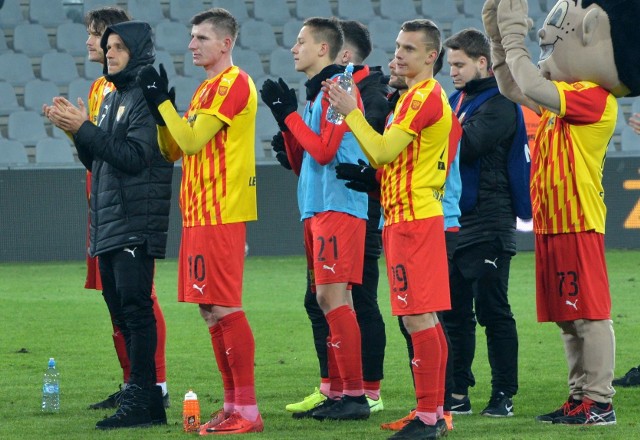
325;305;364;396
411;327;441;415
218;311;257;406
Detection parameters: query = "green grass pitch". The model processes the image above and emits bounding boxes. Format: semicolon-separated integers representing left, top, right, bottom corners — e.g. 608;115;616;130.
1;250;639;439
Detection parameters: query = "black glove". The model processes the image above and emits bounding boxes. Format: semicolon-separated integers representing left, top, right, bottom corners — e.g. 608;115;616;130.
260;78;297;131
335;159;379;193
137;64;176;126
271;131;291;170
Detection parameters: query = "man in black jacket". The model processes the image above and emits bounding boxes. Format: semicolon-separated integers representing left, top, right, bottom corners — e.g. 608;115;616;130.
44;21;173;429
441;28;519;418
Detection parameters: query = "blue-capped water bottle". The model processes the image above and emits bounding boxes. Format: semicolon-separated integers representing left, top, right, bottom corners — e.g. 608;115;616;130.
326;62;354;125
41;358;60;412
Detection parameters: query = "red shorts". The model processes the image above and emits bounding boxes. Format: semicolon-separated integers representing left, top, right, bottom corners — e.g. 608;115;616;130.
178;224;246;306
303;211;365;288
535;232;611;322
383;217;450;316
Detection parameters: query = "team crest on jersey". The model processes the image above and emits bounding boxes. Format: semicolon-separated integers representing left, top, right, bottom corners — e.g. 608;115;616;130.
411;100;421;110
116;105;126;121
218;86;228;96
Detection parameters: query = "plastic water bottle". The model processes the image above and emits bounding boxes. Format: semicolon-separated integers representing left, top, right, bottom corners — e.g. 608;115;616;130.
41;358;60;412
182;389;200;432
326;62;354;125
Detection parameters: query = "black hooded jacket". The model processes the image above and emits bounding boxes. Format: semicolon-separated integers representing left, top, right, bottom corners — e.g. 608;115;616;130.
73;21;173;258
456;76;517;254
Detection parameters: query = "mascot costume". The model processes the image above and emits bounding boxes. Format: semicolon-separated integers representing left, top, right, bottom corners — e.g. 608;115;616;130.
483;0;640;426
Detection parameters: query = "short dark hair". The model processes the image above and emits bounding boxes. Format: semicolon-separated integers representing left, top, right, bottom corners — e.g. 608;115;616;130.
401;19;441;54
191;8;239;43
302;17;344;61
84;6;130;35
434;48;445;76
583;0;640;96
444;28;491;66
339;20;371;63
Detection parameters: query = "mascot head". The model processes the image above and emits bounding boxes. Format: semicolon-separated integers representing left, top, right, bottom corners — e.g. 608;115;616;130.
537;0;640;97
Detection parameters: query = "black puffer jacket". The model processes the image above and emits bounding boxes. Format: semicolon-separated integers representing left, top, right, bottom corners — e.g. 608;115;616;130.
456;76;517;254
74;21;173;258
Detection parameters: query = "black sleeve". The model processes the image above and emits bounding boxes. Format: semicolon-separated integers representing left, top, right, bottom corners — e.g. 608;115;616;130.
459;96;517;164
73;97;157;175
362;88;390;135
73;121;94;171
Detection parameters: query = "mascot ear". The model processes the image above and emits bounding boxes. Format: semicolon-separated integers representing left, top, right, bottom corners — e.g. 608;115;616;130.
582;7;601;46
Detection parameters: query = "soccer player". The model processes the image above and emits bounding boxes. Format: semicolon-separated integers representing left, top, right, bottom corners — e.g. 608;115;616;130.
260;17;371;421
44;20;173;429
283;19;388;417
441;28;520;418
78;6;170;412
136;8;262;435
326;19;462;439
483;0;640;425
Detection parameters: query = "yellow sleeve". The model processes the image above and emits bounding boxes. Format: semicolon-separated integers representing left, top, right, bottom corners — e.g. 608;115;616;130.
158;100;226;156
157;125;182;163
345;109;414;166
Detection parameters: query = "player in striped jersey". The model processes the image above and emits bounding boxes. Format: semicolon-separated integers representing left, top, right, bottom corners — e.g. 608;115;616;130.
327;19;462;439
485;0;640;426
137;8;262;435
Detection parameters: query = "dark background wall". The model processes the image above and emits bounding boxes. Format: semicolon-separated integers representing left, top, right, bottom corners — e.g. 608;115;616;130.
1;158;639;262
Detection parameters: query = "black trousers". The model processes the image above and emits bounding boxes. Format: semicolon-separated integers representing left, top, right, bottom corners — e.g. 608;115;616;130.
99;245;157;389
442;238;519;397
304;255;387;382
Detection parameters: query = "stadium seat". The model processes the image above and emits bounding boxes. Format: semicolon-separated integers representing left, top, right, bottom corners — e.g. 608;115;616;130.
632;98;640;116
297;80;307;105
154;50;177;79
83;0;116;15
40;52;80;86
84;57;104;79
0;81;22;116
462;0;486;16
254;0;292;26
234;48;266;80
154;20;189;55
295;0;333;20
56;22;88;57
212;0;249;23
8;111;48;147
526;40;542;63
0;139;29;165
421;0;460;22
23;80;60;112
239;20;278;55
621;126;640;152
169;0;205;24
67;78;94;104
450;17;484;36
282;19;303;49
0;52;36;86
366;48;392;73
0;0;26;28
268;47;298;83
171;76;201;113
35;137;75;164
337;0;376;22
182;51;207;80
0;28;10;55
614;107;628;136
126;0;166;26
29;0;69;28
256;104;280;141
380;0;417;23
13;23;52;57
368;18;401;52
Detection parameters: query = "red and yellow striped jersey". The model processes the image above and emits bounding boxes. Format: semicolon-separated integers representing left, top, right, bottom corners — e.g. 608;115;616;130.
87;76;113;125
531;81;616;234
382;78;460;225
86;76;113;200
180;66;257;227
